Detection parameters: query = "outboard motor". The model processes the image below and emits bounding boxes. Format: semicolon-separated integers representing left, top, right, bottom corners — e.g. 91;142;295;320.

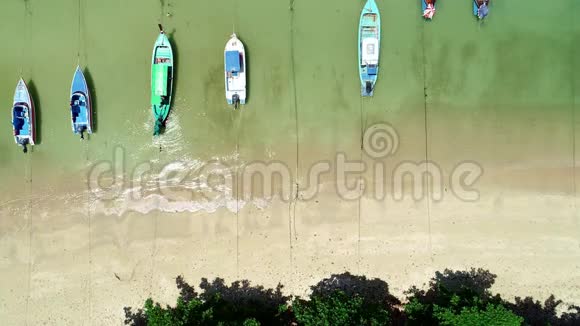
76;125;85;139
232;94;240;110
478;3;489;19
18;139;28;153
365;81;373;95
154;118;165;136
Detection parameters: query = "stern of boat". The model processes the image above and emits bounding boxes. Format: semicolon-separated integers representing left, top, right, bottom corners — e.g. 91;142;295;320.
361;80;375;97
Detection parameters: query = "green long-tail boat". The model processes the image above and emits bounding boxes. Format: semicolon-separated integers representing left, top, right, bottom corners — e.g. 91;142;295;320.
151;24;174;136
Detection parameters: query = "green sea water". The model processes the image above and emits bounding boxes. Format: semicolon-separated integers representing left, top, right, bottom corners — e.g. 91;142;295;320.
0;0;578;324
0;0;576;191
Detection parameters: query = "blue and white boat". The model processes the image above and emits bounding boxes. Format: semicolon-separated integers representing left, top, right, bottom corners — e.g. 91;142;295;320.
11;78;35;153
224;33;247;108
70;66;92;139
358;0;380;97
422;0;437;20
474;0;489;19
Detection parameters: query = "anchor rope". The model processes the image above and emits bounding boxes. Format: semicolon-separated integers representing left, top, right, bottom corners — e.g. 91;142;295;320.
358;95;364;273
228;0;240;279
232;0;237;33
160;0;164;25
235;110;240;279
21;1;32;76
290;0;299;243
24;146;32;325
77;0;81;62
84;133;92;322
288;0;299;294
76;0;93;320
420;18;433;263
23;2;33;323
571;0;578;222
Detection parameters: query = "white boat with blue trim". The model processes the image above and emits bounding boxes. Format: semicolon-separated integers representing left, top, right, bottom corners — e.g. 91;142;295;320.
224;33;247;108
70;66;92;139
358;0;381;97
11;78;35;153
474;0;490;19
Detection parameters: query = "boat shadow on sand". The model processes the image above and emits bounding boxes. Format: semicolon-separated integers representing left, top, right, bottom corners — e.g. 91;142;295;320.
83;67;98;135
167;28;179;99
27;80;42;146
242;39;250;105
160;28;179;135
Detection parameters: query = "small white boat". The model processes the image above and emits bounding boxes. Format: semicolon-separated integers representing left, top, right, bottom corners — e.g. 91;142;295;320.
70;66;92;139
224;33;247;108
12;79;35;153
358;0;381;96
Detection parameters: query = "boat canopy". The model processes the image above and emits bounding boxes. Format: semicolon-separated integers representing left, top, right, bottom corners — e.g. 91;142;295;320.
478;3;489;18
12;106;28;134
362;38;379;65
153;65;169;96
423;4;436;19
225;51;241;74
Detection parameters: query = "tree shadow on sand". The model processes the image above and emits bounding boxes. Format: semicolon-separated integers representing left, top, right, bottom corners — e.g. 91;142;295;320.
506;295;580;326
306;272;404;325
405;268;580;326
310;272;401;308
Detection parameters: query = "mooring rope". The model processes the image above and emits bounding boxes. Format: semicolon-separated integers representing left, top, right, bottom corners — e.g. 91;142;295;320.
24;147;33;325
571;0;578;221
77;0;81;63
232;0;237;33
420;19;433;263
287;0;299;293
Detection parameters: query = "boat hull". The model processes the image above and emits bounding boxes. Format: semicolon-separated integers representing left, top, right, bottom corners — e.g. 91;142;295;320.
224;34;247;106
358;0;381;97
70;66;92;137
422;0;436;19
151;31;174;135
474;0;490;18
12;79;35;151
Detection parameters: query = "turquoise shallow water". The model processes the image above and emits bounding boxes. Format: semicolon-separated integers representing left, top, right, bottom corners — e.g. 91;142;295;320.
0;0;579;324
0;0;576;188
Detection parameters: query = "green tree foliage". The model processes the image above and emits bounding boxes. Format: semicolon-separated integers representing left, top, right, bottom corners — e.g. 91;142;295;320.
124;276;289;326
141;297;214;326
307;272;403;323
242;318;260;326
292;290;390;326
124;270;580;326
404;268;504;325
196;277;291;324
434;303;523;326
506;295;580;326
